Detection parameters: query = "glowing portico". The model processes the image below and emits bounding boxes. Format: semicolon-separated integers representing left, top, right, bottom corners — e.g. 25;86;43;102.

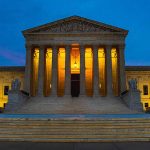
23;16;128;98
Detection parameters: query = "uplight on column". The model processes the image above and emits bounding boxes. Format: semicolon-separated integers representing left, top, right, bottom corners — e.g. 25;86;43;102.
99;83;102;88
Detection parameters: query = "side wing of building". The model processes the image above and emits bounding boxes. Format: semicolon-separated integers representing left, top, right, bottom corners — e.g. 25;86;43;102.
125;66;150;110
0;66;25;107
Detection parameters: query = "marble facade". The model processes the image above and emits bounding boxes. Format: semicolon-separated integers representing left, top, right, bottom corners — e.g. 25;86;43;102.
23;16;128;98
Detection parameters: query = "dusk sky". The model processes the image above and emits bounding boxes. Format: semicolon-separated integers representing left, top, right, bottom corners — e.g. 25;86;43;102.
0;0;150;66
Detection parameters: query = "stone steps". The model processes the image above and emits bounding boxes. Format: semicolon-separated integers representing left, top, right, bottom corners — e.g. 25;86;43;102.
7;96;138;114
0;130;149;135
0;117;149;142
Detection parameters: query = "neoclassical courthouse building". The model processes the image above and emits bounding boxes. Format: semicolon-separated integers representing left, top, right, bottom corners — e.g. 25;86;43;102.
0;16;150;112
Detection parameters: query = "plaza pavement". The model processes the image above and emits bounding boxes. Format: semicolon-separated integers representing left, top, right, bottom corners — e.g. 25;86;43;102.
0;142;150;150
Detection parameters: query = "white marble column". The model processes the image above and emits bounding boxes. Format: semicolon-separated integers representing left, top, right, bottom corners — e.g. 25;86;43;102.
65;45;71;96
24;44;32;94
119;44;126;93
38;46;45;96
93;45;99;96
51;46;58;96
80;45;86;96
106;45;113;96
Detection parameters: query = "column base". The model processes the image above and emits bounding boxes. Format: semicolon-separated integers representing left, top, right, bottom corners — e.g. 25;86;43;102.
106;94;115;98
37;93;44;97
49;94;58;98
79;94;86;98
93;94;100;98
64;95;71;98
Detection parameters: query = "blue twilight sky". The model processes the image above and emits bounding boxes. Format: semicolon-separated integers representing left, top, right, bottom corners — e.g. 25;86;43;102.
0;0;150;66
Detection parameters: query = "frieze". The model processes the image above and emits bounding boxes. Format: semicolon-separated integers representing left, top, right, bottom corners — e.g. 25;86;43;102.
26;34;125;43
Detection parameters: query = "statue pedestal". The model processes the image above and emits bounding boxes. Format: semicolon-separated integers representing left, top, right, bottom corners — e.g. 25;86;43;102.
122;89;143;112
128;89;143;111
5;90;29;112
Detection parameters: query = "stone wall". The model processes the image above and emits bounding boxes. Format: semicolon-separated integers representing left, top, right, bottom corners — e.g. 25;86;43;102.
0;67;24;107
126;69;150;110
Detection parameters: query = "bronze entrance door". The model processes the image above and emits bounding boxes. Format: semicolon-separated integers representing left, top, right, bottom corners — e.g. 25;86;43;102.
71;74;80;97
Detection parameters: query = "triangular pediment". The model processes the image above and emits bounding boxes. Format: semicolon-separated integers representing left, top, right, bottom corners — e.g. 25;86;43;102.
23;16;128;34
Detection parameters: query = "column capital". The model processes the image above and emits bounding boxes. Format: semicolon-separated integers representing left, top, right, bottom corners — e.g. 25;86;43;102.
25;44;32;49
29;44;40;48
80;45;85;49
51;45;59;49
118;44;125;50
65;45;71;50
92;45;99;49
105;45;112;49
39;45;46;49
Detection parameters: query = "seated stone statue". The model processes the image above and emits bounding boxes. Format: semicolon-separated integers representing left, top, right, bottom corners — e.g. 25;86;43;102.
11;79;21;91
128;78;137;90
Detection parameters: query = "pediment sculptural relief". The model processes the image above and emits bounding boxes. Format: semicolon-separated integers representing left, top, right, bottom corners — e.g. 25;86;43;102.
33;20;118;33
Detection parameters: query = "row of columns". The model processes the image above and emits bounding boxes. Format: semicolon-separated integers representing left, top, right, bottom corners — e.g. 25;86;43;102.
25;44;126;97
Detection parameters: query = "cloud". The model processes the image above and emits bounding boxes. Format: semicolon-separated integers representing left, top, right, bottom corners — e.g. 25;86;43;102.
0;47;25;65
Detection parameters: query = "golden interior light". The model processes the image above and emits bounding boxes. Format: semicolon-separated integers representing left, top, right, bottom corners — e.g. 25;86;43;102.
44;48;52;96
73;50;78;68
31;48;39;96
111;48;119;96
58;48;65;96
85;48;93;96
71;47;80;74
99;83;101;88
74;61;77;68
98;48;106;96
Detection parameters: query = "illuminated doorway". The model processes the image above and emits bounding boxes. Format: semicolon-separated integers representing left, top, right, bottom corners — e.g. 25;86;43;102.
71;47;80;97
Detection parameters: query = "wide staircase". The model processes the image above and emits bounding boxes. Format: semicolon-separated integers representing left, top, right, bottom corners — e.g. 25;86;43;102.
5;96;139;114
0;114;150;142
